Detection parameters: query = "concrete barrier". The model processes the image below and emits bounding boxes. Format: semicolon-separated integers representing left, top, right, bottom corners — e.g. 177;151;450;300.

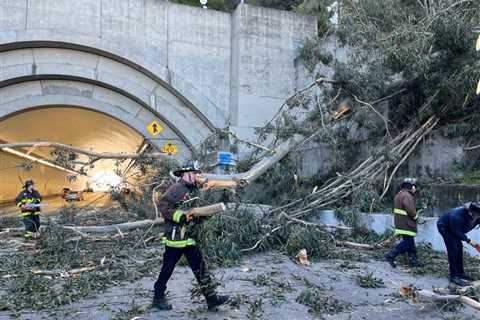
312;210;480;257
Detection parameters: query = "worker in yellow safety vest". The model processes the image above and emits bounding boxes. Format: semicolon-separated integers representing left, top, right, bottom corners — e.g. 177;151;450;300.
385;178;424;268
151;161;241;311
15;179;42;239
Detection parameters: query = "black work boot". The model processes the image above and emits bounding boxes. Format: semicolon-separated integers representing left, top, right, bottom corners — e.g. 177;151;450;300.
384;250;398;268
408;253;424;268
206;294;230;310
450;276;470;287
151;295;172;311
460;274;475;281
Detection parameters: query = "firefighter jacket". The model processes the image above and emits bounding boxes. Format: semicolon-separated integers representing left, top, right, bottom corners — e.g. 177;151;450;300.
438;205;480;243
15;189;42;217
157;180;196;248
393;189;418;236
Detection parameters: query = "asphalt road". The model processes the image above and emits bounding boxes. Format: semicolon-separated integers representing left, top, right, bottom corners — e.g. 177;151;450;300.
0;192;110;217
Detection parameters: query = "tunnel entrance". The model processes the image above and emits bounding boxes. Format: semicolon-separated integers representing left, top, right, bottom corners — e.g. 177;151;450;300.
0;43;221;214
0;107;158;214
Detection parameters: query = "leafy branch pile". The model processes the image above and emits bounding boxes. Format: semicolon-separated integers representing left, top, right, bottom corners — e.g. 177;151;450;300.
0;209;165;313
296;280;350;316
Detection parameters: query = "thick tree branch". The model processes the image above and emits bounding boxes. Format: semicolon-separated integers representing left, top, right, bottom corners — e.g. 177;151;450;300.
0;142;167;159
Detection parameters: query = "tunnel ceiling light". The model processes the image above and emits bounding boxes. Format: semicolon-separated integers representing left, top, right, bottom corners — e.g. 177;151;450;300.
1;147;82;175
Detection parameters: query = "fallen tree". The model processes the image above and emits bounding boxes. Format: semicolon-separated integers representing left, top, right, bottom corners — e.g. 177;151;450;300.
272;114;439;220
0;137;301;187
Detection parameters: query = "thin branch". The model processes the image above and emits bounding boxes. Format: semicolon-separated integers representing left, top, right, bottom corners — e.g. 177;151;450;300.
222;130;273;153
352;93;392;139
463;144;480;151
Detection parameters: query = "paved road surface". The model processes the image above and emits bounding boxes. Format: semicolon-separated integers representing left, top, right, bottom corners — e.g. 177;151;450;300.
0;192;110;217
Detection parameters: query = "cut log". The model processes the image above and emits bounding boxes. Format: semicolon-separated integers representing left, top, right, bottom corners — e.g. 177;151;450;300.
190;203;226;217
0;203;229;236
337;241;378;250
401;284;480;312
31;266;97;277
60;218;164;234
336;237;395;250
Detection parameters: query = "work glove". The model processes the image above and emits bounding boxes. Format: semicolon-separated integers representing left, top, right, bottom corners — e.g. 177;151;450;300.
178;211;194;225
468;240;480;253
185;211;194;222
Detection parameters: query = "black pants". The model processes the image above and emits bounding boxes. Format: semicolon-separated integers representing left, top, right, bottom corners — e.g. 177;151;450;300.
154;245;215;299
23;214;40;233
438;224;464;278
394;235;416;255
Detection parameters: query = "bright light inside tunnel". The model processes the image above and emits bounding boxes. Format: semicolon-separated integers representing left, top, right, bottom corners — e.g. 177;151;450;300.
90;171;123;192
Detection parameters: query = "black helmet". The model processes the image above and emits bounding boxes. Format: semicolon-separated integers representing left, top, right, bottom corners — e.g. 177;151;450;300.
24;179;34;189
173;161;201;177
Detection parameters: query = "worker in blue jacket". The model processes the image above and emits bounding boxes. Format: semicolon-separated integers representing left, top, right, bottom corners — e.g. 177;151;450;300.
437;202;480;286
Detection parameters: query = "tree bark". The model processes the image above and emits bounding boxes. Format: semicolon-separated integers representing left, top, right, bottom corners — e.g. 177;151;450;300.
1;137;300;188
416;289;480;311
202;137;300;185
190;203;226;217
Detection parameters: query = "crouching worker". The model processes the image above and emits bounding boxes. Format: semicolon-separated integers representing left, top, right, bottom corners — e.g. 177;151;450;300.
152;162;239;311
15;179;42;239
437;202;480;286
385;178;424;268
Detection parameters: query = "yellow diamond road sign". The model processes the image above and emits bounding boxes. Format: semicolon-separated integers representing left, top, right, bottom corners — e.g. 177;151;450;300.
147;120;163;137
161;143;177;155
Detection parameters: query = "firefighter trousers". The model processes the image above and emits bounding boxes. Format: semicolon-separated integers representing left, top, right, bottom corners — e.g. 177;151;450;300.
438;224;464;278
154;245;216;299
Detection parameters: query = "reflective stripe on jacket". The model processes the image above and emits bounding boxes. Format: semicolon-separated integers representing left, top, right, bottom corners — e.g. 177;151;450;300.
393;189;418;236
157;181;197;248
15;190;42;216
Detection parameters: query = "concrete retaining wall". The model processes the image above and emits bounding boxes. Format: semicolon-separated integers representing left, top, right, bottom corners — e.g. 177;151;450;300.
313;210;480;257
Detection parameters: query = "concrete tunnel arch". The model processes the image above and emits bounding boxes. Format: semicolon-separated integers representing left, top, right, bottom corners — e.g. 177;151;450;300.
0;42;224;203
0;42;226;158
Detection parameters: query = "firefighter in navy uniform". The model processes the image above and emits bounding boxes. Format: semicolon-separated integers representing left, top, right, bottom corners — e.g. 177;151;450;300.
437;202;480;286
385;178;424;268
152;162;237;311
15;179;42;239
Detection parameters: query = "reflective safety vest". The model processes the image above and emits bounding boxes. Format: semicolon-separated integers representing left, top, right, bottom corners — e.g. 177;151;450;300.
393;189;418;237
